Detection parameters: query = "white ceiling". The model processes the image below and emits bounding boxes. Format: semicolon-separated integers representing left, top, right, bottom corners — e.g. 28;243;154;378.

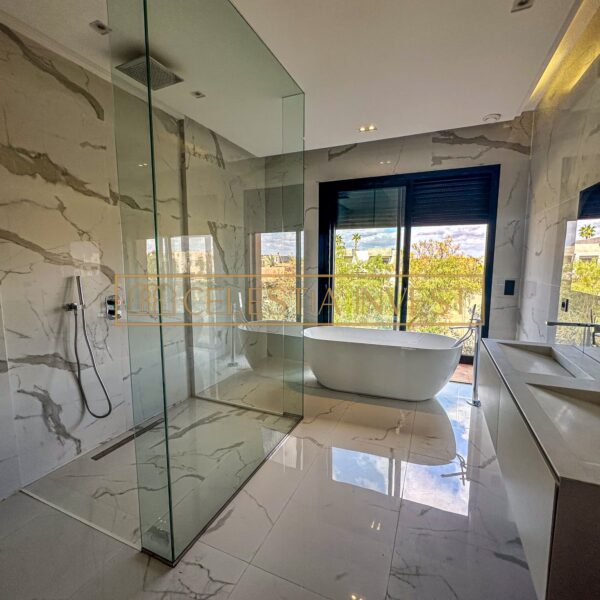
0;0;301;157
0;0;581;153
231;0;581;149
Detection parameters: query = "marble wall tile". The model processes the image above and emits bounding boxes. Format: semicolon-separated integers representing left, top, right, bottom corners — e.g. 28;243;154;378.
302;115;533;338
519;12;600;341
113;87;190;420
0;25;133;496
183;117;270;397
0;17;303;504
0;292;20;498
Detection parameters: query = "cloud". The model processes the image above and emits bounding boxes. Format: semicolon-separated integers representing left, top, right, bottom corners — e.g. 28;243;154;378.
338;225;488;257
260;232;301;256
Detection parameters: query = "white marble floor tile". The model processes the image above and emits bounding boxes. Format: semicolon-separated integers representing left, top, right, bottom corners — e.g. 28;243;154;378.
253;446;402;600
229;565;329;600
1;380;539;600
25;434;141;545
409;385;476;463
24;395;299;552
0;497;127;600
0;492;52;540
387;443;536;600
291;392;350;447
135;541;247;600
331;399;415;453
200;368;287;415
201;434;320;561
388;497;535;600
67;540;248;600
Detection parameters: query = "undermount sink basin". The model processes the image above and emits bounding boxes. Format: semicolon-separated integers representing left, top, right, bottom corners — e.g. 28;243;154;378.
498;342;580;378
527;383;600;468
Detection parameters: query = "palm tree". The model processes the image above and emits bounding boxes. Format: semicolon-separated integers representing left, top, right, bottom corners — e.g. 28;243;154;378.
579;224;596;239
352;232;361;253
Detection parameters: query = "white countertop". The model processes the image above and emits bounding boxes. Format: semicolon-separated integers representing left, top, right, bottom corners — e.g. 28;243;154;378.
483;339;600;487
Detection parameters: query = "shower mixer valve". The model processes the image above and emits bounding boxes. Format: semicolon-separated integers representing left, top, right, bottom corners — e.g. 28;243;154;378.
105;295;122;320
65;302;83;311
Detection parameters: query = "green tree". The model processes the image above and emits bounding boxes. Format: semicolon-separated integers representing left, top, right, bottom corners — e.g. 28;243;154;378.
579;224;596;239
572;259;600;296
330;234;484;339
332;235;396;325
351;232;361;253
408;237;483;334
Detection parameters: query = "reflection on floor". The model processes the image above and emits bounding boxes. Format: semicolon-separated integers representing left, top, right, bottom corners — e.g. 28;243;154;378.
200;364;287;415
1;379;536;600
25;397;298;550
198;356;303;416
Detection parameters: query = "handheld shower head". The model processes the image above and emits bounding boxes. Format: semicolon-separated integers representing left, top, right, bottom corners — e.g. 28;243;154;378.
68;275;113;419
75;275;85;307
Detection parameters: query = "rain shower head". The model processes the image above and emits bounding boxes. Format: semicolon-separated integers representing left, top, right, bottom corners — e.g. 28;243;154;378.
116;56;183;91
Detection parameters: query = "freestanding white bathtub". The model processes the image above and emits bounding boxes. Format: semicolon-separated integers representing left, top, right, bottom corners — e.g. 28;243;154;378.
238;321;302;370
304;326;462;401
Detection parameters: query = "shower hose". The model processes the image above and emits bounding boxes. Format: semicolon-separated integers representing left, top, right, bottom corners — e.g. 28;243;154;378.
68;276;113;419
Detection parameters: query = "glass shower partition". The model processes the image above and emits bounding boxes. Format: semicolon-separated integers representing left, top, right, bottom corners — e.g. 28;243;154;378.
108;0;304;564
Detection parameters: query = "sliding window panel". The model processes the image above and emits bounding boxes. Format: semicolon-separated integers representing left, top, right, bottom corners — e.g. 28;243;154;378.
333;187;405;328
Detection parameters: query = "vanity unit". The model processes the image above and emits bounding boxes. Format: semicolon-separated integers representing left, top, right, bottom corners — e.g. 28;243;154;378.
479;340;600;600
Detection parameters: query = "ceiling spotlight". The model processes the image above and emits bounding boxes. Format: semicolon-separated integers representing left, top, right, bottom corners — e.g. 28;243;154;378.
89;20;111;35
191;90;206;99
379;160;392;165
511;0;534;13
359;124;377;133
482;113;501;123
137;162;148;167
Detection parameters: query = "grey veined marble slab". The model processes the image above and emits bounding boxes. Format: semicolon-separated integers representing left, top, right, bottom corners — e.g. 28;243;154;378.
1;378;537;600
25;395;299;548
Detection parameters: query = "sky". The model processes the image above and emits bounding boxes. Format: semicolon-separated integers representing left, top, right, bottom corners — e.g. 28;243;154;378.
150;219;598;259
575;218;600;241
338;224;488;257
329;385;474;516
260;231;300;256
258;225;488;258
149;225;489;259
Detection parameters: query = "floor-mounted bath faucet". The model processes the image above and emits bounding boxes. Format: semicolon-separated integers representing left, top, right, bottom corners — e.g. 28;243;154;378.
450;305;482;407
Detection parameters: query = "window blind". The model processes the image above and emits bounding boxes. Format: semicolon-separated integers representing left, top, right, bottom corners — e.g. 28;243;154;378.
336;187;402;229
579;182;600;219
410;173;493;226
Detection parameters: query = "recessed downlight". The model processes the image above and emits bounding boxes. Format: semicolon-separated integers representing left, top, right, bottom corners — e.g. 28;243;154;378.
483;113;501;123
191;90;206;99
358;124;377;133
379;160;392;165
511;0;534;13
89;20;111;35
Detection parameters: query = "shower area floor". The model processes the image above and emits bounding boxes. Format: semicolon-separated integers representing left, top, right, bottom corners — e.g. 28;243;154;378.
24;397;299;548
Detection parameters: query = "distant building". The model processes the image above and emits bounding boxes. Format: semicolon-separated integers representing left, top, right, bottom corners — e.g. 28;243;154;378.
340;247;395;264
575;236;600;262
565;236;600;263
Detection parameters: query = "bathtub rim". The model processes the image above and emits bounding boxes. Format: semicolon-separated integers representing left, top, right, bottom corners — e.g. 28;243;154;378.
303;325;462;352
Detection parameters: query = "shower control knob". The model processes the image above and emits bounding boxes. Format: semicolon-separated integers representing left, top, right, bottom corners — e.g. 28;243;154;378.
105;295;122;321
